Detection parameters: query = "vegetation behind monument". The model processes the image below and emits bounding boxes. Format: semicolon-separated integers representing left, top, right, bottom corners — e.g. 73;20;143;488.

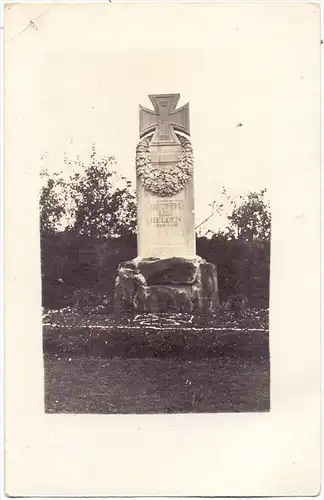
39;147;270;310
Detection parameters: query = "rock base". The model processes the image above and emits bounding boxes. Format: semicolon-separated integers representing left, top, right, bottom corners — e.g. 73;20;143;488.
113;256;220;315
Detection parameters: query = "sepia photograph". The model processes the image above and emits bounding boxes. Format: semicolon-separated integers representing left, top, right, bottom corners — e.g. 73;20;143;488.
4;2;321;496
41;89;271;414
32;14;271;415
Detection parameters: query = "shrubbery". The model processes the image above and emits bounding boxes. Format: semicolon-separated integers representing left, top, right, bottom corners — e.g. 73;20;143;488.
41;232;269;309
39;147;270;310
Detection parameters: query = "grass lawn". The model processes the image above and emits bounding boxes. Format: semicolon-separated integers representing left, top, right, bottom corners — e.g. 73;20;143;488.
44;354;269;414
43;308;270;414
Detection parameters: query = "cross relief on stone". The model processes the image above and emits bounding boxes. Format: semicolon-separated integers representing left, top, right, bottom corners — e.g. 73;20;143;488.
139;94;190;146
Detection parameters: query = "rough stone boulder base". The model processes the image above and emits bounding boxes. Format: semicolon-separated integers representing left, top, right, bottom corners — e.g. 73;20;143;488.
137;257;200;285
114;257;220;315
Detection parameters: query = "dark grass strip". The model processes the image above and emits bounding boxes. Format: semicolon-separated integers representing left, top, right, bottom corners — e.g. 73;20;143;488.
44;355;270;414
43;325;269;360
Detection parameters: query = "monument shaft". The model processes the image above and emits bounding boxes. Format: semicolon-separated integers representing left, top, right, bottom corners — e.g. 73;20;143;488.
137;93;196;258
137;180;196;259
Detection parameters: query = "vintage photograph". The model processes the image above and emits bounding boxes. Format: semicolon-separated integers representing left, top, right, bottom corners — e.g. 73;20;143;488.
41;92;270;414
35;7;271;415
5;2;321;496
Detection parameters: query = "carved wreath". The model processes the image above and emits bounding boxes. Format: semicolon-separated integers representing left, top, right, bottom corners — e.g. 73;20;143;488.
135;134;193;197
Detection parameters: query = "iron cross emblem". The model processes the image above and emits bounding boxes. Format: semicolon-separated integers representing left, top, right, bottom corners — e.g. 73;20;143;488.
139;94;190;146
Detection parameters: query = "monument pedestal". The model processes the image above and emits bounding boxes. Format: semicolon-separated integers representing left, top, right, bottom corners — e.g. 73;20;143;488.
114;256;220;315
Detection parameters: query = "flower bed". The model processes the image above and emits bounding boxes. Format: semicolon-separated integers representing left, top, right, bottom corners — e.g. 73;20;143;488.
43;308;269;359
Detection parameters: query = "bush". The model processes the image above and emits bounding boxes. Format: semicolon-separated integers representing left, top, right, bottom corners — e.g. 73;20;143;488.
41;232;269;310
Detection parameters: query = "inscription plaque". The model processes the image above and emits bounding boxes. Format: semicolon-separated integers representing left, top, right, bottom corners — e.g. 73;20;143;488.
148;200;184;227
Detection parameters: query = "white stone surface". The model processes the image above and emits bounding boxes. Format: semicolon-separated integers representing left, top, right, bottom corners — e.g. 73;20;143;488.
137;176;196;258
137;93;196;258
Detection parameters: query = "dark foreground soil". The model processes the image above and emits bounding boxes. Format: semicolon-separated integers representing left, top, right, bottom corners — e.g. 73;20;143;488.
43;308;270;414
44;353;270;414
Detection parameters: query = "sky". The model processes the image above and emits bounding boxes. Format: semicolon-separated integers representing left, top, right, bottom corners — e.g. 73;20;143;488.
5;2;318;232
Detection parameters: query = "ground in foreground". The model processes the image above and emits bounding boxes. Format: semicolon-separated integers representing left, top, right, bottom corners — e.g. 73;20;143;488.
44;353;269;414
43;308;269;414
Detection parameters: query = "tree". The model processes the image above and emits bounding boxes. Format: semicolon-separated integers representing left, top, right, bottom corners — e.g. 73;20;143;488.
39;145;137;238
66;144;136;238
199;188;271;242
227;189;271;241
39;165;67;237
195;199;225;233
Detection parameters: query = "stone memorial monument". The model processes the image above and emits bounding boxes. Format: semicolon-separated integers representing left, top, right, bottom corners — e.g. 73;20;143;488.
114;93;220;314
